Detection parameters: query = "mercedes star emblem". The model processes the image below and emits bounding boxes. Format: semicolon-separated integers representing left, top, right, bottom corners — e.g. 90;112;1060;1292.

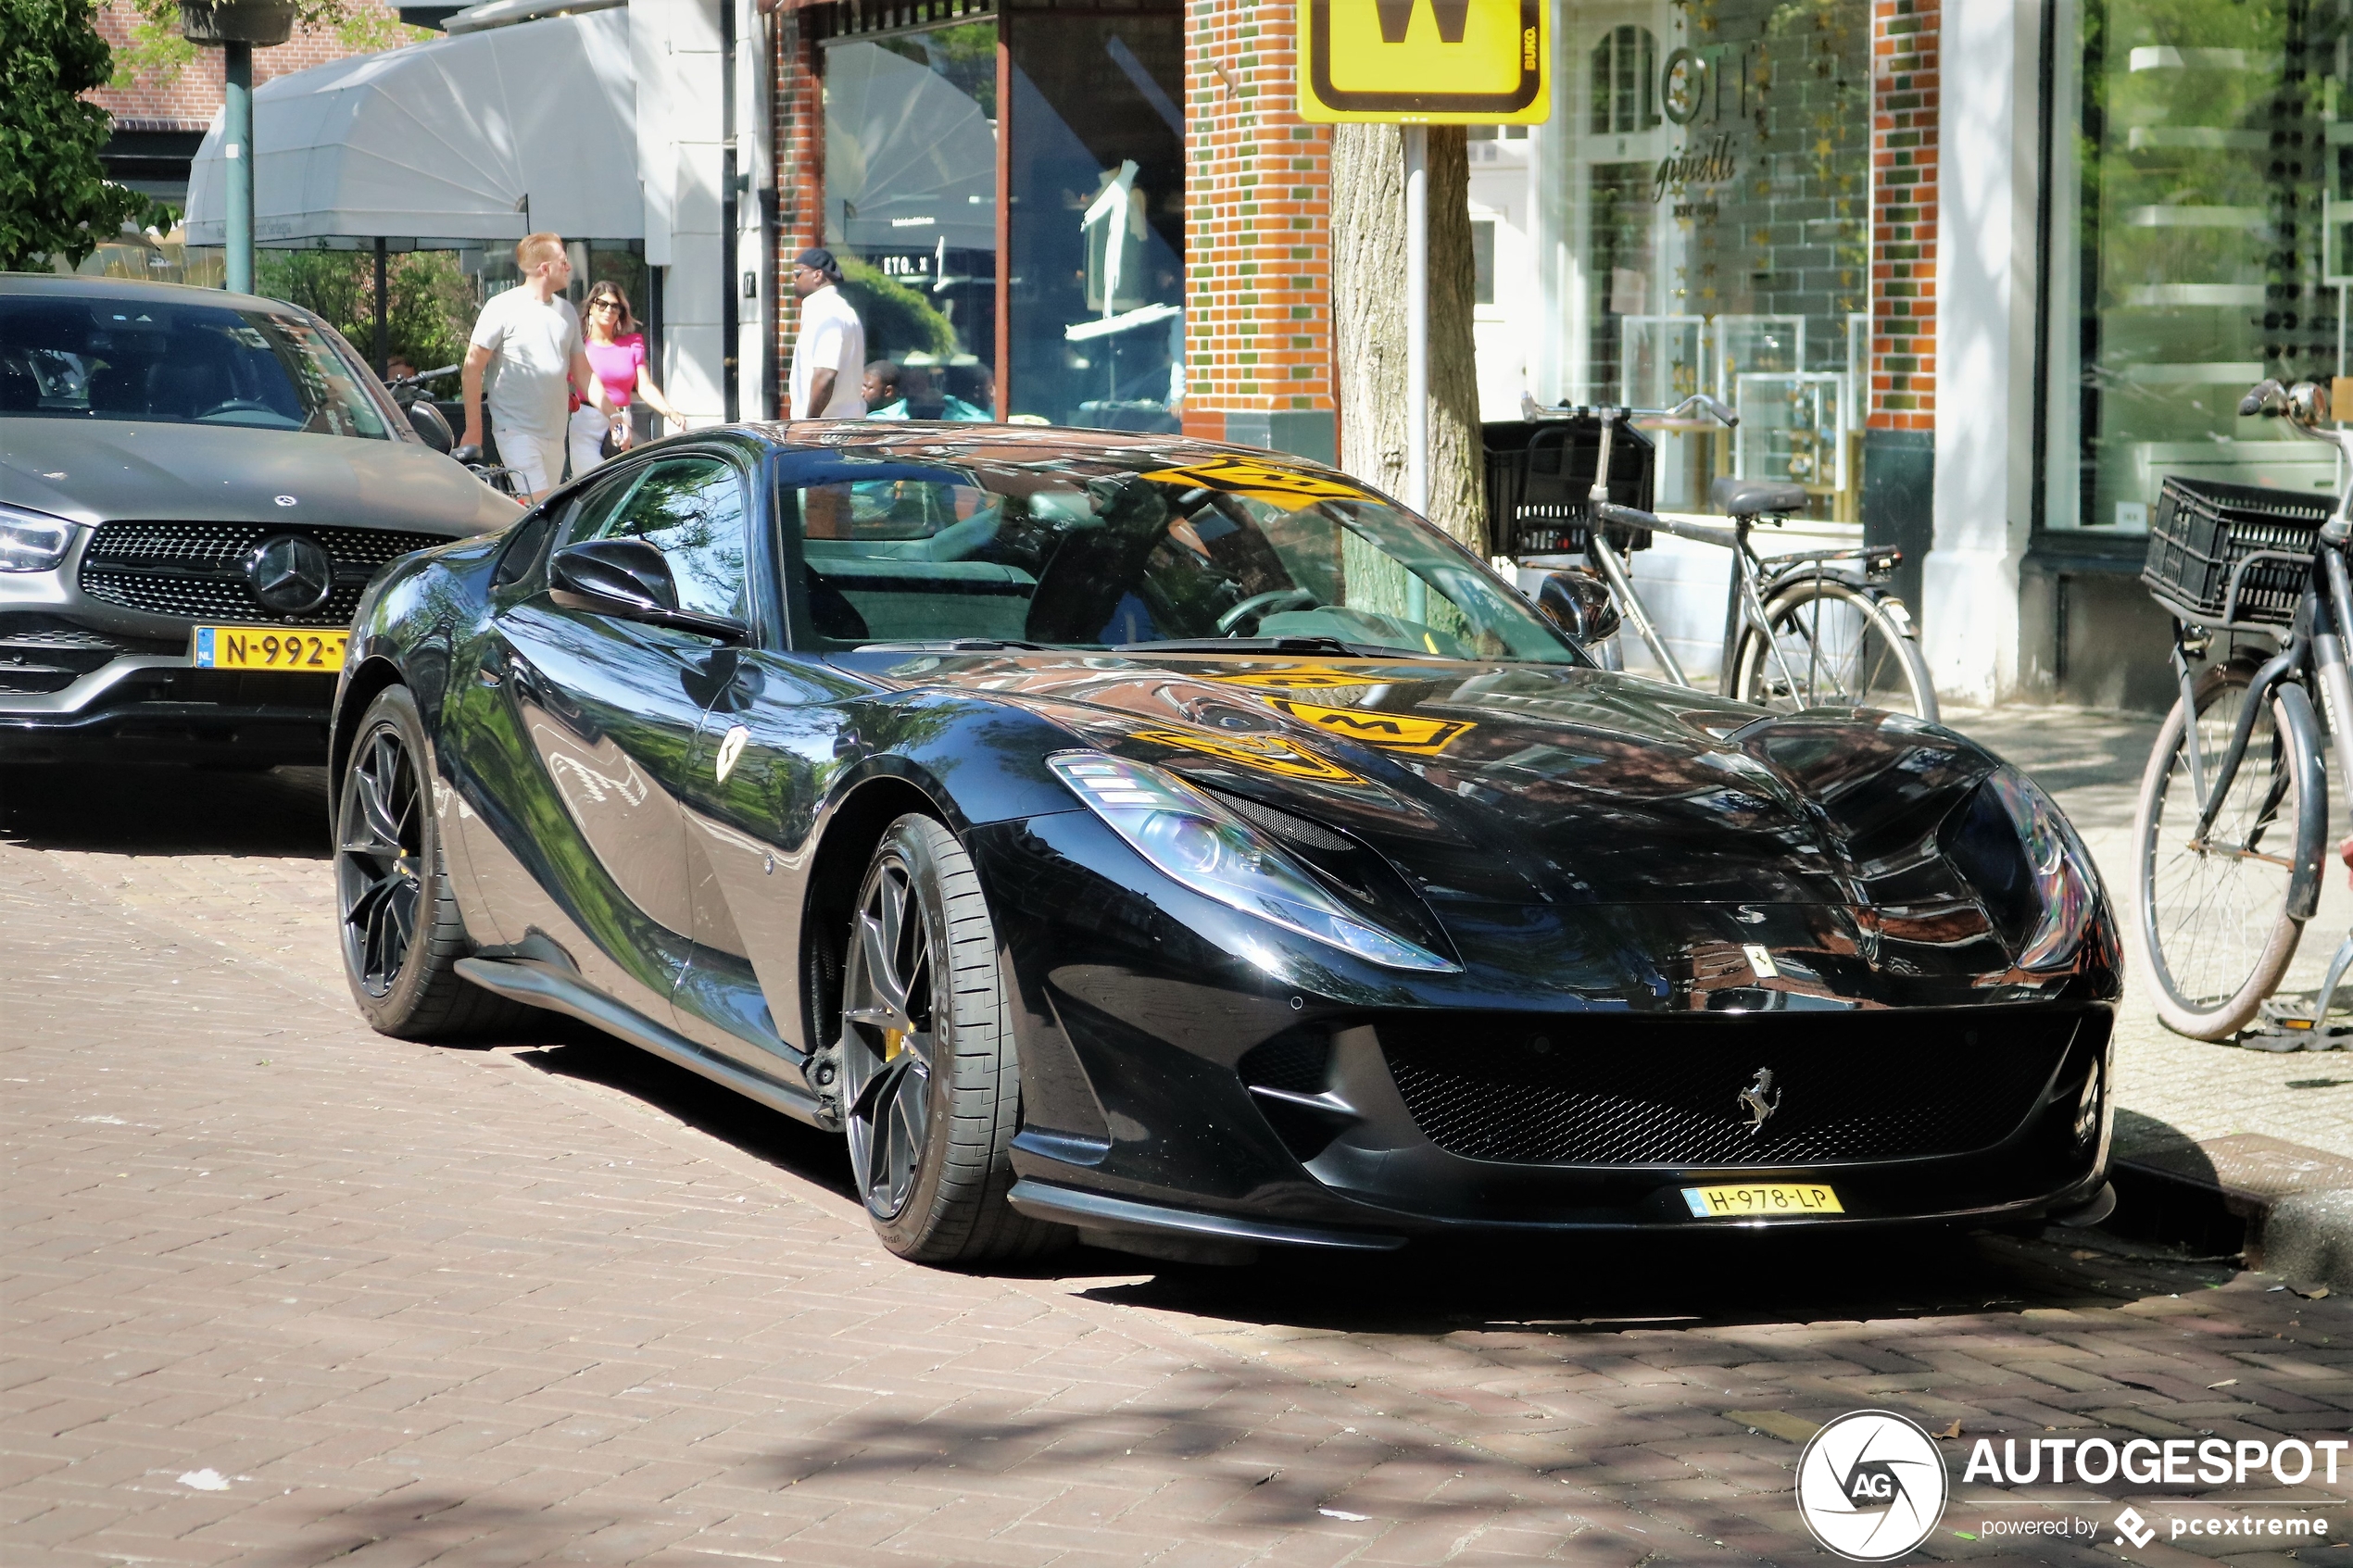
244;533;334;615
274;495;298;507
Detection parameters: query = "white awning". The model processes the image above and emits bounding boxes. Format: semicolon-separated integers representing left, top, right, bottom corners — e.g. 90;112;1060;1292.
185;6;638;248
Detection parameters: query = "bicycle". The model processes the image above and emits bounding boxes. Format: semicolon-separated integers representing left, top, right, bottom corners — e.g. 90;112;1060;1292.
1552;396;1938;721
2133;376;2346;1045
384;365;526;500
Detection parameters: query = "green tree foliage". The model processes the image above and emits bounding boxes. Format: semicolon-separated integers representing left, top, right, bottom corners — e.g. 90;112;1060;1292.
256;246;477;371
111;0;428;91
0;0;145;270
838;255;957;360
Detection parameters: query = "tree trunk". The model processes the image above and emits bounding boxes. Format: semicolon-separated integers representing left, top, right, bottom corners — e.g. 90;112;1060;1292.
1329;123;1485;553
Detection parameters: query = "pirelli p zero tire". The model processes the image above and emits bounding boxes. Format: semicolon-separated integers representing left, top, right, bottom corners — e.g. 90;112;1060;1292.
333;685;535;1041
837;814;1065;1264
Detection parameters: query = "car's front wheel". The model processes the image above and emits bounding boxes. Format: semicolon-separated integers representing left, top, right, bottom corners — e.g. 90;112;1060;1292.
838;815;1063;1263
335;685;532;1040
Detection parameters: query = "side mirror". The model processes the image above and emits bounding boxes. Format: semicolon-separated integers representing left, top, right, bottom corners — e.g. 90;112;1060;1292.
1535;568;1622;647
548;538;749;643
406;399;454;452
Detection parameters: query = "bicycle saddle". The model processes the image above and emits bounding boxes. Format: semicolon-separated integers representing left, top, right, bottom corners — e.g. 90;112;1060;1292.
1710;476;1809;517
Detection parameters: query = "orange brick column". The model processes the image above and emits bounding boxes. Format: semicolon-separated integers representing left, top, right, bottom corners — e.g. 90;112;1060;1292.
1869;0;1938;433
1182;0;1336;463
770;3;827;385
1860;0;1939;615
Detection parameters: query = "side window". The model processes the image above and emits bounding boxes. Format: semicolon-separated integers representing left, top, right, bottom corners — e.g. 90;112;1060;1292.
576;456;750;622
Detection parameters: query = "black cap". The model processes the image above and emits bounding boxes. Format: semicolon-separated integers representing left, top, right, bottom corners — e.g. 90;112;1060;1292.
794;246;841;279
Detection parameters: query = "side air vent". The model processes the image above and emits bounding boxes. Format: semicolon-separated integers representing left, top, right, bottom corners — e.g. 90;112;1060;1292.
1237;1028;1346;1163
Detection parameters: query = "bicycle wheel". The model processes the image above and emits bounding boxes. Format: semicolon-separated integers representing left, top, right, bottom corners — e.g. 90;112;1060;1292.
1731;578;1939;721
2133;661;2319;1039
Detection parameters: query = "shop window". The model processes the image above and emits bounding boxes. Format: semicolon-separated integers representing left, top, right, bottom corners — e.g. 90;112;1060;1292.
1537;1;1869;519
2051;0;2349;531
821;25;1000;415
1591;25;1660;134
1004;11;1186;433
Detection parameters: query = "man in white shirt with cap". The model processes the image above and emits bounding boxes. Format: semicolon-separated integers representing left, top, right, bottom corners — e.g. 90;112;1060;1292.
788;248;868;420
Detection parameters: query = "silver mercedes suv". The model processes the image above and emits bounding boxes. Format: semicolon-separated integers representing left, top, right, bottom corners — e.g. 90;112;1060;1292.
1;274;520;765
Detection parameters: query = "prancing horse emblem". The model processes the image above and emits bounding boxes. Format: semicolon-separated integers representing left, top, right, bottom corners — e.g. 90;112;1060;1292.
1738;1068;1780;1135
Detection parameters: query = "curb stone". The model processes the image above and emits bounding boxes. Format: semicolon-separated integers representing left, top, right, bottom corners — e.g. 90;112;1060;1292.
2109;1131;2353;1287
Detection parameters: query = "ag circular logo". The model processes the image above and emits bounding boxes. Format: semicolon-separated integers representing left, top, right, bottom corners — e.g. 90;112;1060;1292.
1794;1411;1949;1562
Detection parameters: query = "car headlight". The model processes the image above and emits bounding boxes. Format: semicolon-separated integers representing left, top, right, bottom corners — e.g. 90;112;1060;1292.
1049;751;1459;972
0;505;77;572
1945;765;2105;970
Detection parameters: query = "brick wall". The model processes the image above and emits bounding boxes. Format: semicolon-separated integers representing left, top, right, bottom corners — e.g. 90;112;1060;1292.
84;1;409;132
769;4;826;392
1869;0;1937;432
1180;0;1333;447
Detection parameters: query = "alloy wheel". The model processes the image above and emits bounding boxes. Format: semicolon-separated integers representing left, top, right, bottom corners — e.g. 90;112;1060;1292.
337;725;424;997
840;854;937;1220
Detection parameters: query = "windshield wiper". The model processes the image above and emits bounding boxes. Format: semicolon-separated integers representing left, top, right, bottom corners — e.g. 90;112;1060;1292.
1113;636;1415;659
852;638;1048;653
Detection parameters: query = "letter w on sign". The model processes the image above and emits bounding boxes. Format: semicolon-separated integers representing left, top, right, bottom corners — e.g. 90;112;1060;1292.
1377;0;1470;42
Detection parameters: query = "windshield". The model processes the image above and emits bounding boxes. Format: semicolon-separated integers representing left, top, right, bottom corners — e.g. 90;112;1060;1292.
0;295;396;438
787;453;1583;663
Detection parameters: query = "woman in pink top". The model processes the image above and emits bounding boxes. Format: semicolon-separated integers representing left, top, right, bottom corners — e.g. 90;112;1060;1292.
569;281;686;476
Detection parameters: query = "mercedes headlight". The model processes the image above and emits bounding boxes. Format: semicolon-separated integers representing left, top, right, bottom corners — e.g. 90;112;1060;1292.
1049;751;1458;972
0;505;76;572
1945;765;2105;970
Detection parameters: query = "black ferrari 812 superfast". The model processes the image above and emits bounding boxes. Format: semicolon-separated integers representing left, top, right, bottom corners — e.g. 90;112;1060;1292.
329;423;2121;1265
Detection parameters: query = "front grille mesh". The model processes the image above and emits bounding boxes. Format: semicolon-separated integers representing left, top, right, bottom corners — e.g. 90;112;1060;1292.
78;521;447;626
1381;1010;2090;1167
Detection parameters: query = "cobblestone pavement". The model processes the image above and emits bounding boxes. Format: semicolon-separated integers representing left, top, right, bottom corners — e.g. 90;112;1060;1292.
4;752;2350;1568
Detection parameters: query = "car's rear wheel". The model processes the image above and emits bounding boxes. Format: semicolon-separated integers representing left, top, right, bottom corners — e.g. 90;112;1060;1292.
838;815;1063;1263
335;685;535;1040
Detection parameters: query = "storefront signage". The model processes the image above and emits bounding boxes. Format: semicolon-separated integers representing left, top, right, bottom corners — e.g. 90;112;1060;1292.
1297;0;1549;124
1653;132;1737;212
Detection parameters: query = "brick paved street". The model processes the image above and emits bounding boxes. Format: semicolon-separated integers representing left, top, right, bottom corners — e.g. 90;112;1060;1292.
4;753;2349;1568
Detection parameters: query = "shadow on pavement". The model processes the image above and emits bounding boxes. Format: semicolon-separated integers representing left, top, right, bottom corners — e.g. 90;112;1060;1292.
462;1012;2250;1334
0;762;333;857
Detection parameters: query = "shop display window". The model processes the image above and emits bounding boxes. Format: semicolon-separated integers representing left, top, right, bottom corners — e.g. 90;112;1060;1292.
1531;0;1870;519
822;25;1000;416
2050;0;2349;531
1004;10;1187;432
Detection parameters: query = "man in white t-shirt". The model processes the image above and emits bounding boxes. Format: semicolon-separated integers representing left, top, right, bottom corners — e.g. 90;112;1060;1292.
459;232;617;503
788;248;867;420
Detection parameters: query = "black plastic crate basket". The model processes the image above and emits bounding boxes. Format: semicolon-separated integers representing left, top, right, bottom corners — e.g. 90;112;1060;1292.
1482;415;1656;558
2142;475;2334;630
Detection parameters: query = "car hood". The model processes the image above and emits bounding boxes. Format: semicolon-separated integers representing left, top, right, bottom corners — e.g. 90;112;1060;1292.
0;419;513;535
843;648;2000;913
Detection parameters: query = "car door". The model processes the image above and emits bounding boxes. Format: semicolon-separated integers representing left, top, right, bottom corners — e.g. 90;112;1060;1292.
665;458;869;1081
447;452;755;1029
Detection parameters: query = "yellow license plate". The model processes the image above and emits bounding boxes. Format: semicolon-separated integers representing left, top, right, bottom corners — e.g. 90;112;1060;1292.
1680;1182;1843;1219
191;625;347;672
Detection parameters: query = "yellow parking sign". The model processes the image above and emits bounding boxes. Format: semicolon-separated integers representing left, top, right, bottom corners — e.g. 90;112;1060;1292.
1299;0;1548;124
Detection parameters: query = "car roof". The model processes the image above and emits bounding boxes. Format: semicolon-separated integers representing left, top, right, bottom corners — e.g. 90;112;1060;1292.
738;421;1365;487
0;272;300;317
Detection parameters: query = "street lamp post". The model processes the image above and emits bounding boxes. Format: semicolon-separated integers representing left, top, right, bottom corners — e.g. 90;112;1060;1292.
180;1;295;295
